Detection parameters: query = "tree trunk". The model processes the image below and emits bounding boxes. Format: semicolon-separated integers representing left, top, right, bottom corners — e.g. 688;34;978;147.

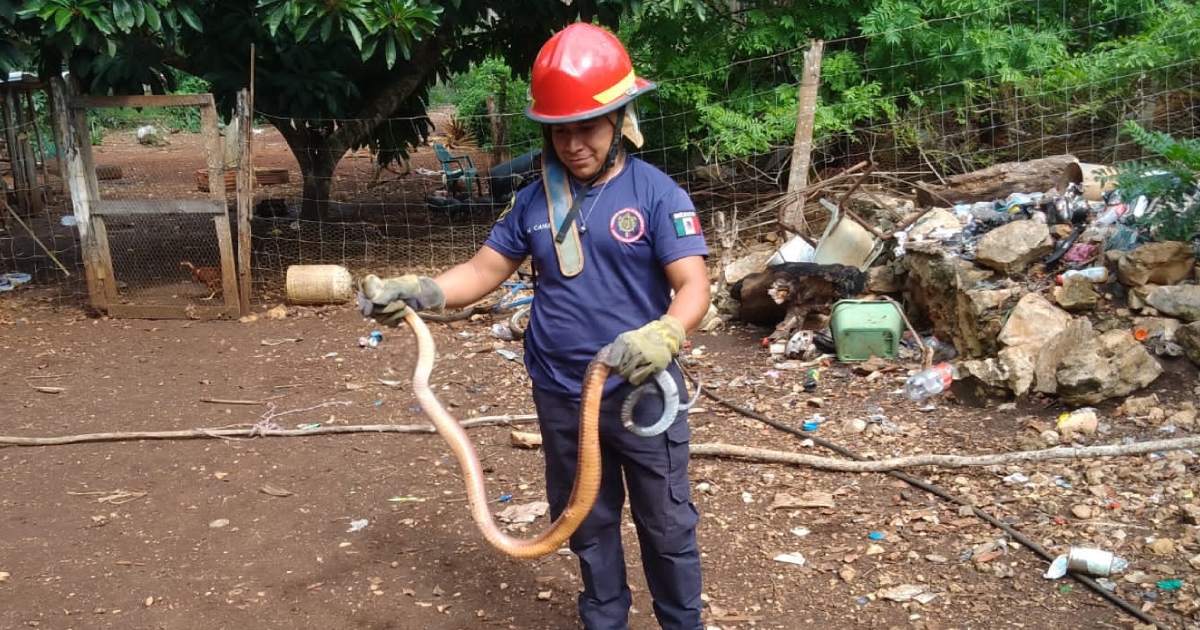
915;154;1084;207
268;39;443;221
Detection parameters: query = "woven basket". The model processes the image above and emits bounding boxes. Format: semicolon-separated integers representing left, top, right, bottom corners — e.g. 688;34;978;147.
286;265;353;305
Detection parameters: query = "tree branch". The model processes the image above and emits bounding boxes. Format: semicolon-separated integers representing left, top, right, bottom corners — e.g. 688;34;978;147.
689;437;1200;472
328;35;443;155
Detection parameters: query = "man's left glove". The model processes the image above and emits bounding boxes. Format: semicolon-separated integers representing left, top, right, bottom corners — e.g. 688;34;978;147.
357;274;445;326
607;315;686;385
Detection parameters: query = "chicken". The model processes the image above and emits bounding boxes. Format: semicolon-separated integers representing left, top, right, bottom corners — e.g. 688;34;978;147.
180;260;222;300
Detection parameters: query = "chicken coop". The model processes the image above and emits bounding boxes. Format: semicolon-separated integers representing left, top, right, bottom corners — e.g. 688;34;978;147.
52;83;252;319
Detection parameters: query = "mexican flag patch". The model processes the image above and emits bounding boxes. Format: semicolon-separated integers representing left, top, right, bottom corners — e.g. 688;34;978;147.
672;210;702;237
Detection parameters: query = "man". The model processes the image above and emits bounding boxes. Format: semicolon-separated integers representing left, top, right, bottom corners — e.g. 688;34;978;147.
360;23;708;630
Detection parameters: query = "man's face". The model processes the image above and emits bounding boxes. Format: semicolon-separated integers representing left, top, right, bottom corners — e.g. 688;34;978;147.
550;114;616;180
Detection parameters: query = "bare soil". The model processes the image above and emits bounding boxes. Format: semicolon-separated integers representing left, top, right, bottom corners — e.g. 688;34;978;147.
2;291;1198;630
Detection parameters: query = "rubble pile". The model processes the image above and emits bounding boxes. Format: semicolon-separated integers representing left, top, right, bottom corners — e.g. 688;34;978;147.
722;154;1199;406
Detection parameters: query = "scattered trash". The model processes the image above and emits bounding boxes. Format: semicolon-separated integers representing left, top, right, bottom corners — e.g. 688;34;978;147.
359;330;384;348
498;493;513;503
296;423;321;430
347;519;369;533
1002;472;1030;485
877;584;928;603
904;363;954;401
387;496;426;503
830;299;903;362
496;501;549;525
772;552;807;567
802;414;825;432
495;349;521;362
491;323;515;340
1157;579;1184;591
803;368;820;391
1057;266;1109;284
867;531;886;541
785;330;819;360
1056;408;1099;439
1044;547;1129;579
208;518;230;529
259;484;294;497
790;527;811;538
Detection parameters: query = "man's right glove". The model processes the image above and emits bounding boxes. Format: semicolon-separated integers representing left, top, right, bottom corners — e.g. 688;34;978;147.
358;274;446;325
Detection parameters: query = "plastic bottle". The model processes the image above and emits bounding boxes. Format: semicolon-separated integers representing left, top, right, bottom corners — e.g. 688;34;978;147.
904;363;954;401
1057;266;1109;284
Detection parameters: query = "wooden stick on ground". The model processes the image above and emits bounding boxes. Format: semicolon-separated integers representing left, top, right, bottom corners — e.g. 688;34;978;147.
0;414;538;447
689;437;1200;472
2;198;71;276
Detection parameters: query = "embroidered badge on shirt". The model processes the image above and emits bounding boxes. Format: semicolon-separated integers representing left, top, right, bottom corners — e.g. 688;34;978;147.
671;210;703;237
609;207;646;243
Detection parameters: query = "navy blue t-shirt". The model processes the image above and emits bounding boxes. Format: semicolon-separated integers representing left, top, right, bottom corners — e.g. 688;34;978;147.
484;156;709;398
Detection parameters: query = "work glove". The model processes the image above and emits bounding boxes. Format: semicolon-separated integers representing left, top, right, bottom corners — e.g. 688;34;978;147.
358;274;445;326
607;315;686;385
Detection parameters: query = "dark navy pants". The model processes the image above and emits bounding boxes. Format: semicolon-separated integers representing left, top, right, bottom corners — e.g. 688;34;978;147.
532;367;703;630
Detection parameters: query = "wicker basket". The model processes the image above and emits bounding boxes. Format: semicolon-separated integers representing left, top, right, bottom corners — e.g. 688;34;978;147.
286;265;354;305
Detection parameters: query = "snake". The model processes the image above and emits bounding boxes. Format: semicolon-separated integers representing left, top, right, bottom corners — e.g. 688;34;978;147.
402;308;605;559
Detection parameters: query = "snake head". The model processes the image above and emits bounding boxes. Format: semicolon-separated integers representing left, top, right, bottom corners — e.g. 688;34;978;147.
356;290;412;326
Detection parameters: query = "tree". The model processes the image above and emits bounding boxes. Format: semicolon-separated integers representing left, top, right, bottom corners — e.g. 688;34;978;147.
2;0;637;220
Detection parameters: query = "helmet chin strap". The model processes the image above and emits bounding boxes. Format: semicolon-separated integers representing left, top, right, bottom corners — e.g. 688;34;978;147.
552;107;626;245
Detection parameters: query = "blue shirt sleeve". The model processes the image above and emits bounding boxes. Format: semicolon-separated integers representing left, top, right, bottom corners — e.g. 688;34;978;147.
483;194;530;261
651;184;709;266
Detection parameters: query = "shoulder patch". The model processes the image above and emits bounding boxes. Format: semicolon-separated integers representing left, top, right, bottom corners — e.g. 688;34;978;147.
670;210;703;237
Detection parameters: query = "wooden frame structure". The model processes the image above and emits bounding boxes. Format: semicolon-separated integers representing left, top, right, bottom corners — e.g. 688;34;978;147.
50;84;245;319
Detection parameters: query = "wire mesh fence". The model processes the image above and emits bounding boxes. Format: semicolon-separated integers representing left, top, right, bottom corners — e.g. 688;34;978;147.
2;0;1197;312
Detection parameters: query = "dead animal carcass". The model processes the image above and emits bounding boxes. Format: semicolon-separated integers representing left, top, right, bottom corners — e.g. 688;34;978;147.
730;262;866;340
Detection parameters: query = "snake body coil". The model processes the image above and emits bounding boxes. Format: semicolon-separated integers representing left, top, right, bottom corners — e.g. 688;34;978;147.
404;309;605;559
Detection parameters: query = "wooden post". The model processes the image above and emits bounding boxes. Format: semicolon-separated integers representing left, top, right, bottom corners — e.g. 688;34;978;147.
14;90;43;212
1;90;31;213
25;90;52;204
199;95;225;203
50;76;106;310
235;89;253;315
486;91;509;164
780;39;824;236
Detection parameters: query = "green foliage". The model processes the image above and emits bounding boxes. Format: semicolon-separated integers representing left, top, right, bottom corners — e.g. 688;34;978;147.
1117;122;1200;242
621;0;1198;174
434;57;539;153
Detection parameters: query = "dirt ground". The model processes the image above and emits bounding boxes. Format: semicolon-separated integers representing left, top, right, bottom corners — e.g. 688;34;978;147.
2;290;1199;630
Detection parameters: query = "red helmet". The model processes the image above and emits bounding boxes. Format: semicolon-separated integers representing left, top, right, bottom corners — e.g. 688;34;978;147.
526;23;655;124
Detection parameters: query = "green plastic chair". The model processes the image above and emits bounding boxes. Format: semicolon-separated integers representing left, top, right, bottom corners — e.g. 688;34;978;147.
433;143;480;197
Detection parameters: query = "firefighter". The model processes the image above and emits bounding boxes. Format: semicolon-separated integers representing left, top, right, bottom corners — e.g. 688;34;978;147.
361;23;708;629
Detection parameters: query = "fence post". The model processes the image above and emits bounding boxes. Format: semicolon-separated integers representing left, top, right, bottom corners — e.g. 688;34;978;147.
780;39;824;236
49;75;106;310
235;89;253;315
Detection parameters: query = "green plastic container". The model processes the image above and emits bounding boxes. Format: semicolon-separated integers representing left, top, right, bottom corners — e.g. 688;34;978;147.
830;299;903;362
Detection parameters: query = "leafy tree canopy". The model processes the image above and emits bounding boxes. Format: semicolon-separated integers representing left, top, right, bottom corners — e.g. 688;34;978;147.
1;0;644;218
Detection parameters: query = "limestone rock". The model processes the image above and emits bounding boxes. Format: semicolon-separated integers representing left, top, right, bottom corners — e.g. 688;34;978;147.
998;344;1038;396
1053;275;1099;312
1034;318;1094;395
904;250;1012;358
725;248;774;284
1117;241;1196;287
999;293;1072;348
1178;321;1200;365
1056;330;1163;405
907;208;962;241
1118;394;1160;417
976;220;1053;274
867;263;904;294
1145;285;1200;322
